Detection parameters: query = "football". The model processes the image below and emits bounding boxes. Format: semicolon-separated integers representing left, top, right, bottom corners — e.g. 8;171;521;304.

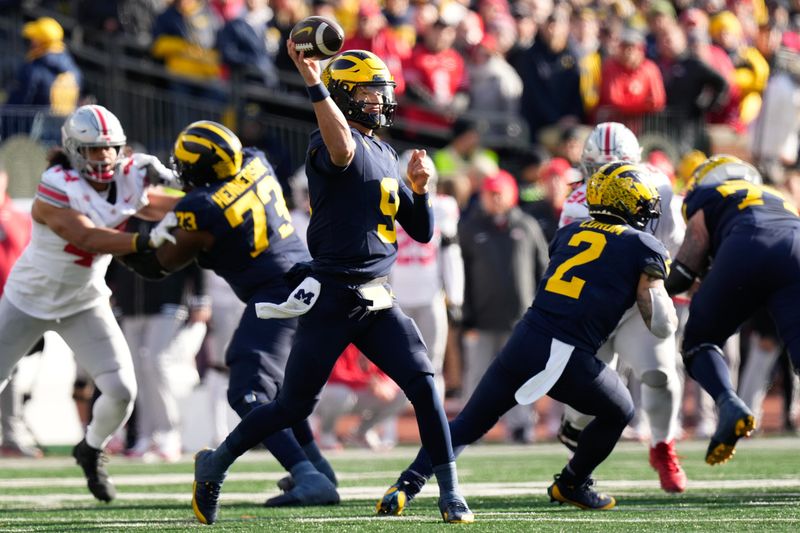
290;16;344;59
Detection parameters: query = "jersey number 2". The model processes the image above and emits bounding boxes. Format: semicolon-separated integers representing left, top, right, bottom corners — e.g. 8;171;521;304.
545;231;607;299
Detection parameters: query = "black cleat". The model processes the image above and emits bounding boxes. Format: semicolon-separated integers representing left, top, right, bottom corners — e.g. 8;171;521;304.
72;439;115;502
548;474;616;510
706;393;756;465
438;495;475;523
557;419;582;453
376;470;426;516
192;449;225;525
264;471;339;507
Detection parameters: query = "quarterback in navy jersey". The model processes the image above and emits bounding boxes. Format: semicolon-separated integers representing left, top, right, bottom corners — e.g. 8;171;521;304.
666;155;800;465
377;162;677;512
119;121;340;513
184;46;474;525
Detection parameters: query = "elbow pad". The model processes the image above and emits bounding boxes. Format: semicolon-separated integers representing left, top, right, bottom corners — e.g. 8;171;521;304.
648;287;678;339
665;260;696;296
116;250;170;280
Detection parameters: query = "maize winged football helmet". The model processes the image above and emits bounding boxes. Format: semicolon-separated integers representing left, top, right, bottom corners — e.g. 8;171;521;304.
61;104;126;183
321;50;396;130
587;161;661;230
687;154;762;191
171;121;243;187
581;122;641;178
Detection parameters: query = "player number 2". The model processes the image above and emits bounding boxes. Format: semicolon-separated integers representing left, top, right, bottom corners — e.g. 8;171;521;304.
545;231;607;299
377;177;399;243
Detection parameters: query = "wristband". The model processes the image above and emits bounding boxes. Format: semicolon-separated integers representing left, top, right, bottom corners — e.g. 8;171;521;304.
306;83;330;103
133;231;151;252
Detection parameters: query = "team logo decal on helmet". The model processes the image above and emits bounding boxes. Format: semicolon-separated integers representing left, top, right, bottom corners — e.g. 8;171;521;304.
687;154;763;191
321;50;397;129
581;122;641;178
61;104;126;183
587;161;661;230
171;121;243;187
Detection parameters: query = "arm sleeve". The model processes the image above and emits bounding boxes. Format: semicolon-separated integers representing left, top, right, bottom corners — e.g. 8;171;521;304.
395;182;434;243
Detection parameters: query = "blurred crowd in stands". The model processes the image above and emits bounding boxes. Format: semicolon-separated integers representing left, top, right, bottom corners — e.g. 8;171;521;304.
2;0;800;458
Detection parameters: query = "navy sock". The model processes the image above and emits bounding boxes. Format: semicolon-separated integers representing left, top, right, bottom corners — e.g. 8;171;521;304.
433;461;460;500
687;347;734;400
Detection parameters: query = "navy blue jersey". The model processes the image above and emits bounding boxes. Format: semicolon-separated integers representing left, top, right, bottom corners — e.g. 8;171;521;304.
683;179;800;256
304;127;433;281
173;148;310;301
530;219;668;353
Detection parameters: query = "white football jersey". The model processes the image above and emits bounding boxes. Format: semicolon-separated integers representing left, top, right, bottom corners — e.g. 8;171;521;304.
5;158;150;319
558;166;685;257
391;194;464;308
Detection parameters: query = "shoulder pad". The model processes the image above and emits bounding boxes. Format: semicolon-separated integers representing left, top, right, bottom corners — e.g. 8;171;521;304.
638;231;668;257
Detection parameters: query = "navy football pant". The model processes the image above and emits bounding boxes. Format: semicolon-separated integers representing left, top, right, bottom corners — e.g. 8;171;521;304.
406;317;634;482
224;287;310;471
683;228;800;398
224;282;453;465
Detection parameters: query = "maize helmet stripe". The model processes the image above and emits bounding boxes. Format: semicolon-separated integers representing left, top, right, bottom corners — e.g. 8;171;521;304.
693;155;742;185
179;122;242;173
607;163;638;180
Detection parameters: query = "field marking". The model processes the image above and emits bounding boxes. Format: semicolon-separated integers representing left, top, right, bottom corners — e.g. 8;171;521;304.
2;478;800;506
2;476;800;492
1;436;797;470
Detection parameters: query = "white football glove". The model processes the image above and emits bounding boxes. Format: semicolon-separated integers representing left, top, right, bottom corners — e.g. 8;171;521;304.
149;212;178;247
132;153;177;185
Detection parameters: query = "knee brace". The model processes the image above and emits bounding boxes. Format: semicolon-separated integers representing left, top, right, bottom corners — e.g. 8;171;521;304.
641;369;669;388
682;343;724;377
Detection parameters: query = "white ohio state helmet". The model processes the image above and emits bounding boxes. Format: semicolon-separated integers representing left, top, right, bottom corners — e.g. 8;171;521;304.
581;122;641;178
61;104;126;183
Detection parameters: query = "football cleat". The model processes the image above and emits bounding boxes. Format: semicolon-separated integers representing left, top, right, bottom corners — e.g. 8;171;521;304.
264;471;340;507
72;439;115;502
192;449;225;525
438;495;475;523
376;470;426;516
548;474;616;510
649;440;687;493
557;419;582;453
376;483;408;516
706;393;756;465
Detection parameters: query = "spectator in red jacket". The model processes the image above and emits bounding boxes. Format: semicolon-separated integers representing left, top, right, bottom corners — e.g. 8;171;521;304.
598;27;666;119
313;345;407;451
400;11;468;129
341;0;410;95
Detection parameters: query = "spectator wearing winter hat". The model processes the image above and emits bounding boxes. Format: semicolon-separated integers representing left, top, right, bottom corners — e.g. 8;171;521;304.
458;168;549;443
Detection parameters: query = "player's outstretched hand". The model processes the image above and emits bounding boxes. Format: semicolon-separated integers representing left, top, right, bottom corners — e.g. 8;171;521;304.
406;149;433;195
149;212;178;247
287;40;322;86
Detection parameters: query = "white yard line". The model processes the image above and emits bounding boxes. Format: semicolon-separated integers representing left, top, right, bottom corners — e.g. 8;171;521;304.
1;478;800;506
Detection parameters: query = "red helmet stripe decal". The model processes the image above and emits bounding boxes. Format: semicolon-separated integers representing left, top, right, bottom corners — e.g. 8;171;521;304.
92;106;109;135
603;124;611;155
